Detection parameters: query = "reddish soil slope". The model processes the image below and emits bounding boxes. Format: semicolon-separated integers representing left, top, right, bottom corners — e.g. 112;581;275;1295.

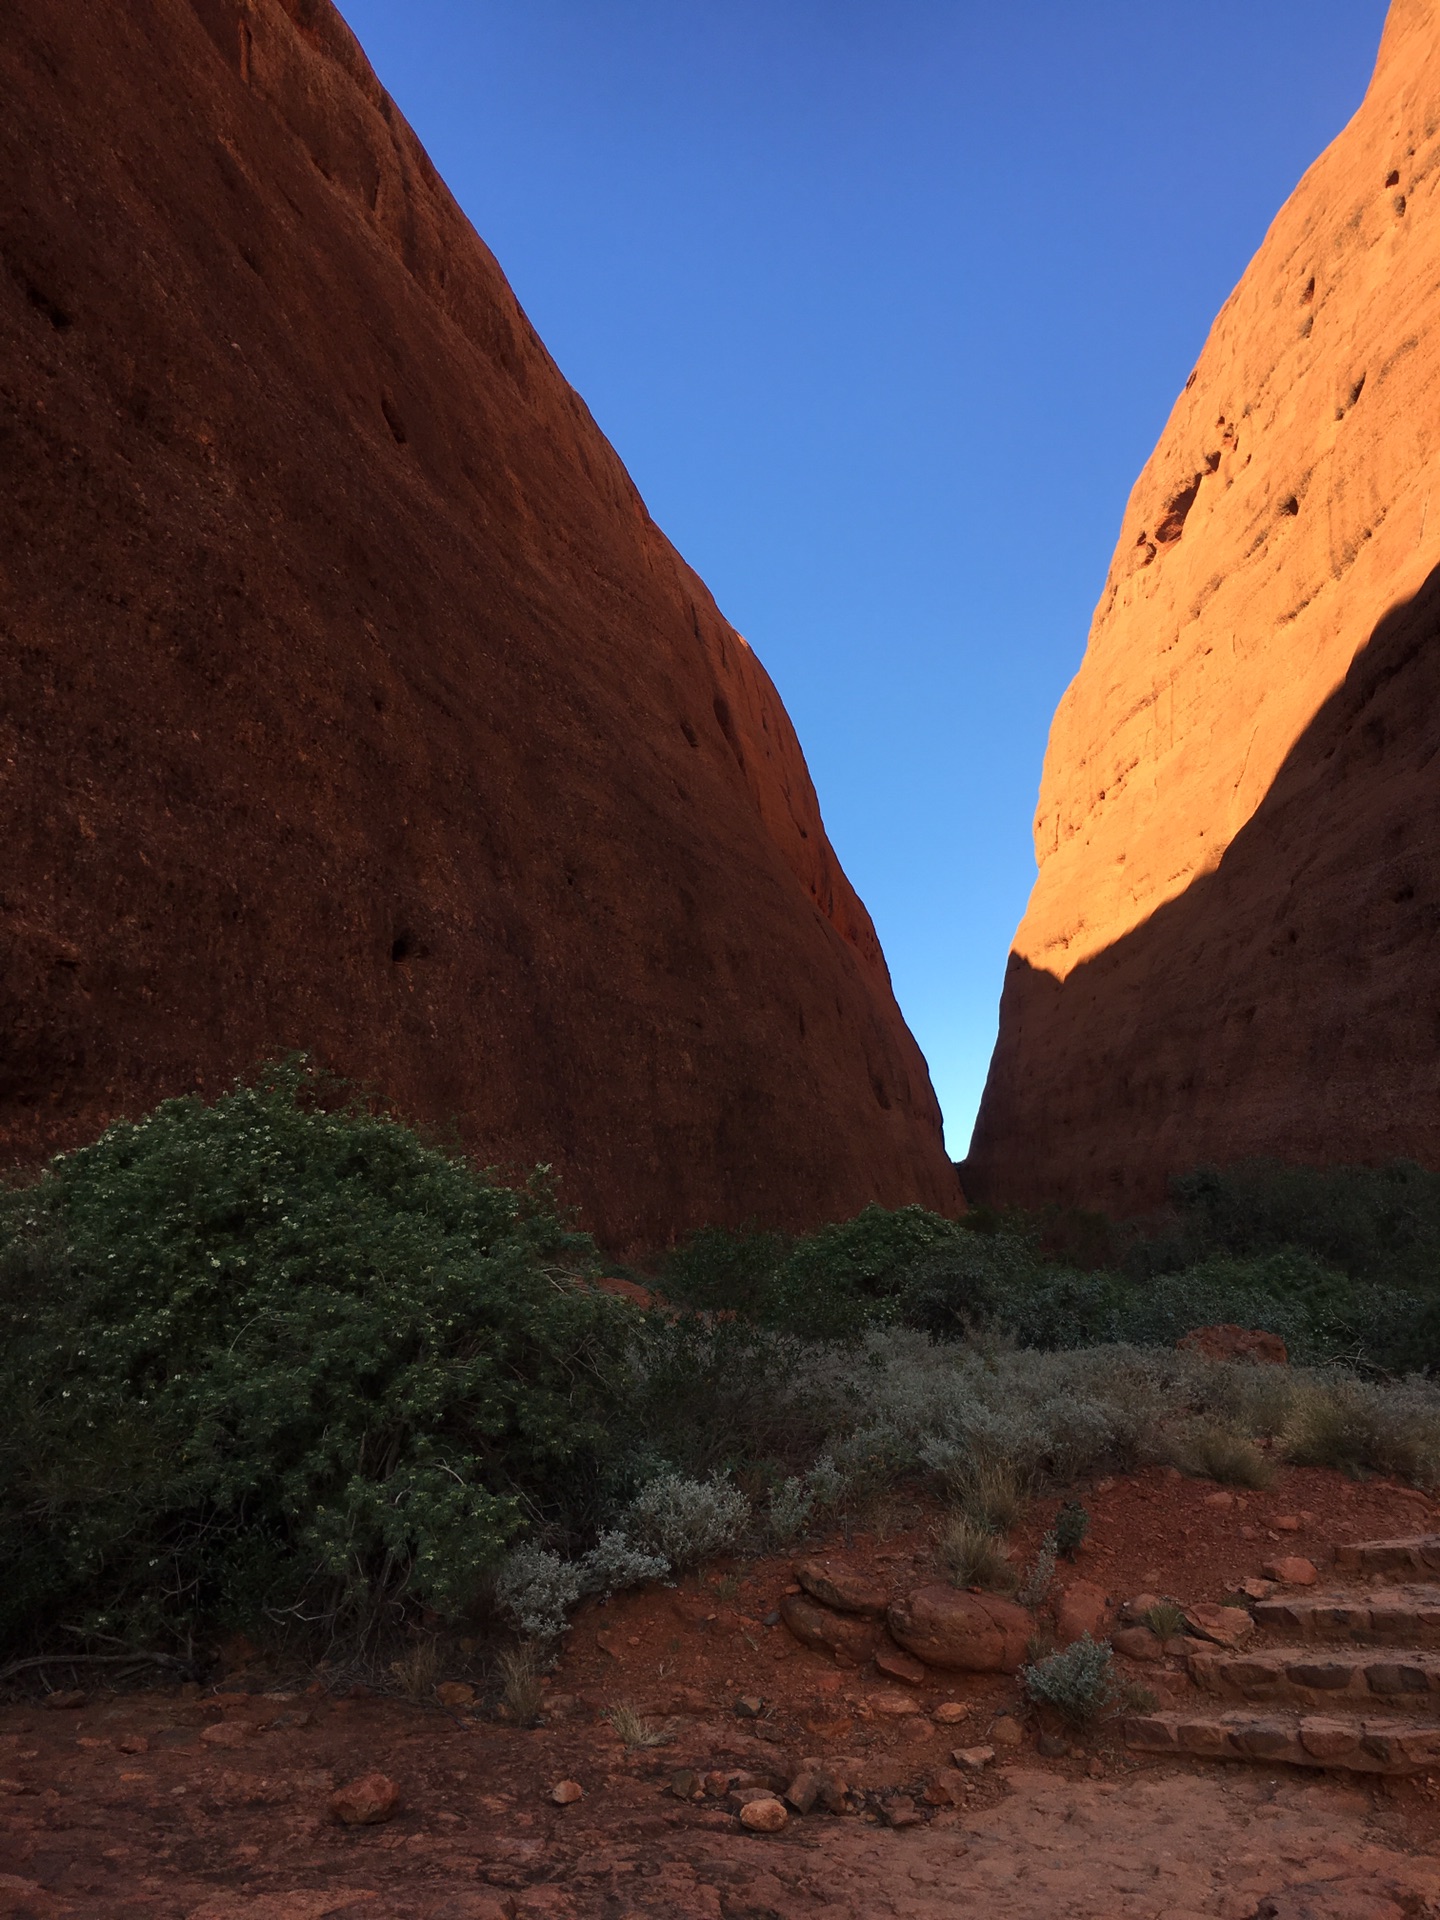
0;0;956;1248
4;1467;1439;1917
969;0;1440;1210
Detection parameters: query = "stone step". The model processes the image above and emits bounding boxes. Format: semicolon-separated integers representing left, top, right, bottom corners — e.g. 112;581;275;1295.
1253;1583;1440;1644
1332;1534;1440;1581
1124;1708;1440;1774
1189;1644;1440;1708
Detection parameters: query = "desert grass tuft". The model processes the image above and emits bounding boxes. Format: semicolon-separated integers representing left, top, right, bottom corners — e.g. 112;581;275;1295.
948;1457;1030;1535
1163;1420;1275;1488
1279;1378;1440;1485
388;1637;440;1703
1139;1600;1187;1641
605;1700;670;1749
497;1645;544;1727
937;1514;1018;1594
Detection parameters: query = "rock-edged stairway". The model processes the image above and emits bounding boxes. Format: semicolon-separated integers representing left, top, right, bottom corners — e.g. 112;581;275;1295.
1125;1535;1440;1774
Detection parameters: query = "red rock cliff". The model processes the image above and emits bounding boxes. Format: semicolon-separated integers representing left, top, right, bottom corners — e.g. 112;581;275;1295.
968;0;1440;1211
0;0;957;1248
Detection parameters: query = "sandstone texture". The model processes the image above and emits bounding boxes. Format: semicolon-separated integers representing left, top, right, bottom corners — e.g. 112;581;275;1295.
778;1591;881;1664
794;1558;890;1617
1052;1578;1110;1647
327;1772;399;1825
969;0;1440;1211
0;0;956;1249
886;1586;1032;1673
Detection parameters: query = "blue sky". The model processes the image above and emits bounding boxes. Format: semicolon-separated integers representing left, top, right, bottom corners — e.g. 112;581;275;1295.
335;1;1388;1155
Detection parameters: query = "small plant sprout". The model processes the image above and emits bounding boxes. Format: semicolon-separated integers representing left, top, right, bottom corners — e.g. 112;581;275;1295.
1017;1528;1058;1608
1120;1682;1158;1713
1139;1599;1187;1641
1053;1501;1089;1560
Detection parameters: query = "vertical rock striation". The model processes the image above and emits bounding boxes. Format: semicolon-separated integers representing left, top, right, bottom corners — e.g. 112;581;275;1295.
0;0;957;1248
970;0;1440;1210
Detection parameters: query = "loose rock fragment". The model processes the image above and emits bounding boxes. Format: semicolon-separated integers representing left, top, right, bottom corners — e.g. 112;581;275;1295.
881;1794;923;1828
780;1593;881;1664
200;1721;249;1748
922;1768;967;1806
951;1745;995;1769
330;1772;401;1825
1184;1604;1256;1648
739;1795;788;1832
932;1700;971;1724
550;1779;584;1805
867;1690;923;1718
1113;1626;1164;1663
874;1644;928;1686
1263;1556;1319;1586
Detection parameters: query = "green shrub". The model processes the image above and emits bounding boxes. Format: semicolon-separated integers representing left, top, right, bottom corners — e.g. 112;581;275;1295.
0;1059;628;1648
660;1204;966;1339
1156;1160;1440;1288
657;1227;791;1320
616;1313;823;1481
1021;1634;1118;1727
1017;1529;1057;1607
614;1471;749;1569
1054;1501;1089;1560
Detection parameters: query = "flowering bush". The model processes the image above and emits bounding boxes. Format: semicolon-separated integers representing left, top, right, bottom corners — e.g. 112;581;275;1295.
0;1059;625;1645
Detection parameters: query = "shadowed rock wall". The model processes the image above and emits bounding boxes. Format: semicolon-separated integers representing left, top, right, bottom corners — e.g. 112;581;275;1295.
969;0;1440;1209
0;0;957;1248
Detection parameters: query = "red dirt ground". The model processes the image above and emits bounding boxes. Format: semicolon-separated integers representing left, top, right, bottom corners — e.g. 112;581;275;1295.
4;1464;1440;1918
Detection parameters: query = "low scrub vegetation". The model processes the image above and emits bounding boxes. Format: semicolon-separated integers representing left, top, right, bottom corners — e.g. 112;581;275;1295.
3;1076;1439;1670
1021;1634;1118;1727
937;1514;1017;1594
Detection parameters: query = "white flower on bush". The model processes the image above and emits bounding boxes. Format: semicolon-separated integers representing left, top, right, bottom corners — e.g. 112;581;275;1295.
618;1471;749;1569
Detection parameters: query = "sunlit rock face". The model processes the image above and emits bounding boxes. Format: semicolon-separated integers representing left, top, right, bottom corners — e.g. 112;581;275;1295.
969;0;1440;1211
0;0;957;1249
